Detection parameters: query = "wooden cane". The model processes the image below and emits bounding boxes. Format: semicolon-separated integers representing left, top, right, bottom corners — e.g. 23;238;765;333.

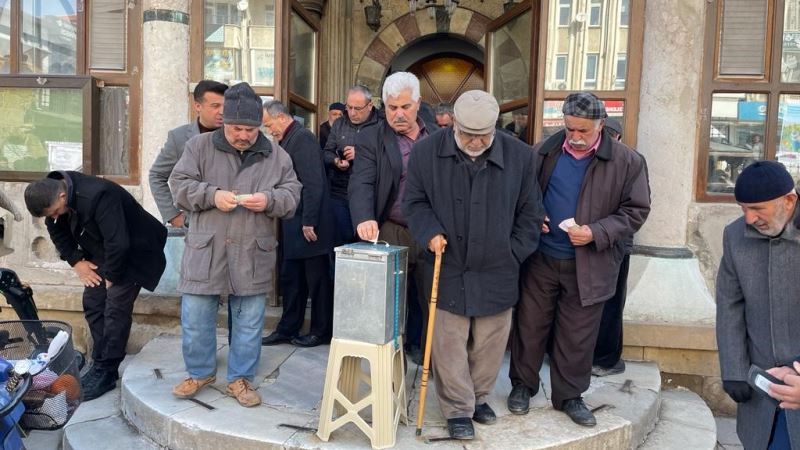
416;250;443;436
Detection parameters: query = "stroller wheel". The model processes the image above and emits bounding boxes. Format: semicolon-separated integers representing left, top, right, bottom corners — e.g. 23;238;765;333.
74;352;85;372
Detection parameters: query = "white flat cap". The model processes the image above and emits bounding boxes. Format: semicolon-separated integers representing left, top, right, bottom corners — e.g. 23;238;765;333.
453;90;499;135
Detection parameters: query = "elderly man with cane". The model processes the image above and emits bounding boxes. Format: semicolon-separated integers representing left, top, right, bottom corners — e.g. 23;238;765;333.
404;90;544;440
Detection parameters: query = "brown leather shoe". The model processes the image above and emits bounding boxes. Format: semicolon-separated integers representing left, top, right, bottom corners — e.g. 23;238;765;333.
172;375;216;398
226;379;261;407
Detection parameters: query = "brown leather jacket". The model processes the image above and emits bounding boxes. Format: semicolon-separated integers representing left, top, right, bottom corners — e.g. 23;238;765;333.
533;130;651;305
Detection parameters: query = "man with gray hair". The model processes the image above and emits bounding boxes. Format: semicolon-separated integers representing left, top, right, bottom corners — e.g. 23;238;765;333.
508;92;650;426
322;85;380;248
349;71;437;362
261;100;334;348
434;102;454;128
404;90;544;440
169;82;301;407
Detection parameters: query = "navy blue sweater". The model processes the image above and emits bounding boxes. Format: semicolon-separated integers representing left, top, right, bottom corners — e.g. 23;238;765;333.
539;151;593;259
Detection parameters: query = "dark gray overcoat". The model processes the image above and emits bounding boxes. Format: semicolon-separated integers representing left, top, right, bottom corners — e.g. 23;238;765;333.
279;122;334;259
403;128;545;317
717;203;800;449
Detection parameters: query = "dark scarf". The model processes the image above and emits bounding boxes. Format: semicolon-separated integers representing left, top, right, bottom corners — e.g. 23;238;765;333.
212;128;273;172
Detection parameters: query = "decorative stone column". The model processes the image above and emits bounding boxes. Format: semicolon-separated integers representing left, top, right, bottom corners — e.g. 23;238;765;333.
140;0;191;217
319;0;352;116
624;1;715;328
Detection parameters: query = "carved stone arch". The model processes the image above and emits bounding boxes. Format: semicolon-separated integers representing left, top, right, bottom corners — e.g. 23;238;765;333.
354;9;491;97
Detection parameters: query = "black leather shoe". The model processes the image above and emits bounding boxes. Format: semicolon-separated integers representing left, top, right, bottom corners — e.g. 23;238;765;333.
561;398;596;427
472;403;496;425
446;417;475;440
291;334;327;347
507;385;534;415
262;331;294;346
82;368;117;401
405;345;423;366
591;360;626;377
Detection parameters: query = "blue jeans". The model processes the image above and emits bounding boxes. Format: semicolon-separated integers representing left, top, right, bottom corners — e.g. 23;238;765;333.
181;293;266;382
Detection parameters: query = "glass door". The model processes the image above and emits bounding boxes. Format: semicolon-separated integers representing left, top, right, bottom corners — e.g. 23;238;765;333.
486;1;535;144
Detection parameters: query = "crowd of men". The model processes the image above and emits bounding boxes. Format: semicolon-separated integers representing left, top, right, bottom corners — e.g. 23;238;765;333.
18;69;800;447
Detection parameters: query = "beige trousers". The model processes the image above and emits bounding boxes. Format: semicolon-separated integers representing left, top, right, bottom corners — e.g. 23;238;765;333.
431;307;512;419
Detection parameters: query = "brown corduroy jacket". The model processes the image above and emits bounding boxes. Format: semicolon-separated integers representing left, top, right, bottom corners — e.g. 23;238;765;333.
533;129;651;305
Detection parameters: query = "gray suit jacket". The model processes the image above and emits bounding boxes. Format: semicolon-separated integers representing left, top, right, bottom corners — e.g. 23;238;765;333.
148;121;201;222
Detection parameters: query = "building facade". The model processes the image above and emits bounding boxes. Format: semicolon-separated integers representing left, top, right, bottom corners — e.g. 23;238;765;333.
0;0;788;412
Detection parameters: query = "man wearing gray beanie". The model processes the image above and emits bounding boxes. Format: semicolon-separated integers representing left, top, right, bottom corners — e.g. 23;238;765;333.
717;160;800;449
403;90;545;440
169;82;301;408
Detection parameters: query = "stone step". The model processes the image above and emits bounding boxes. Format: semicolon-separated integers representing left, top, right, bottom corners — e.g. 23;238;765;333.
62;386;160;450
638;388;717;449
112;335;663;450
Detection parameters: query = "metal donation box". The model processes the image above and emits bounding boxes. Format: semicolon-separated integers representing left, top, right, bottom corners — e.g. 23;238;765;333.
333;242;408;345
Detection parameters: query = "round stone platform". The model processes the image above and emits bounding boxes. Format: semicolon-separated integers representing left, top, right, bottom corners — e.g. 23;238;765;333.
118;335;663;450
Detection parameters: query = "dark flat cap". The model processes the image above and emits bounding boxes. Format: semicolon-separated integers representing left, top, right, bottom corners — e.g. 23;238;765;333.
734;161;796;203
562;92;608;119
329;102;346;112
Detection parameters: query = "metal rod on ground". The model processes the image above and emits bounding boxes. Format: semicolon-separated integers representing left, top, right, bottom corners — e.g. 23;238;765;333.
416;250;443;436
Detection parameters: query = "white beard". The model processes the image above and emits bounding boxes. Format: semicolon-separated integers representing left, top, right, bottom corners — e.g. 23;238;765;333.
454;133;494;159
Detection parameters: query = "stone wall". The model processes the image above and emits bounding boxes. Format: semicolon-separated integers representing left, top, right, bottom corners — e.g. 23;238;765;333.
349;1;504;96
687;203;741;293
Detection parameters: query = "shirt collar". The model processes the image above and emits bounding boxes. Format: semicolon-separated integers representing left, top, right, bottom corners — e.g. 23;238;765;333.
396;117;428;141
562;132;602;160
279;120;297;145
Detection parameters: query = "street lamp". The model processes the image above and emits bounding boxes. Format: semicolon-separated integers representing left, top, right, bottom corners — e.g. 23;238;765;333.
365;0;382;32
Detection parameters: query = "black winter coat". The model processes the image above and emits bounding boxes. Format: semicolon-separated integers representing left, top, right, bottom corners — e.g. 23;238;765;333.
45;171;167;291
403;129;545;316
349;118;437;228
280;122;335;259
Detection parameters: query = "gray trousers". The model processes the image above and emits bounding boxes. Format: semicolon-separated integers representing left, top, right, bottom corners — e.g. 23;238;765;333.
431;307;512;419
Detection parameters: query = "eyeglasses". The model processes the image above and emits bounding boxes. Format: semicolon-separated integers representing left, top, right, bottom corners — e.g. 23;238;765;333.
346;103;370;112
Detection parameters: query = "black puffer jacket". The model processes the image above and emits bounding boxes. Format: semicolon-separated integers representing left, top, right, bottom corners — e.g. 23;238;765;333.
322;109;381;199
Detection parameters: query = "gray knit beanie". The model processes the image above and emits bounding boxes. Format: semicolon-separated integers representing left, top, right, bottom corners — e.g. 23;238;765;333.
223;82;263;127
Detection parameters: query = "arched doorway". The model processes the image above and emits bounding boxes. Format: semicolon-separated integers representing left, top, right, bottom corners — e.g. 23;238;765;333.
407;55;484;105
386;33;485;106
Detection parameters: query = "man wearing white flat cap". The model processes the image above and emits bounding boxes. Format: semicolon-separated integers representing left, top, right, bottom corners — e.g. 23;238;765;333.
403;89;545;440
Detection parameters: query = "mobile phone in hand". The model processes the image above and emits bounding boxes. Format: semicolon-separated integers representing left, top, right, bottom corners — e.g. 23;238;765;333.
748;364;786;405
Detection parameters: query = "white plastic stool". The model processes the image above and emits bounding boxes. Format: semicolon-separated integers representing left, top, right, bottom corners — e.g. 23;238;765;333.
317;337;407;449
